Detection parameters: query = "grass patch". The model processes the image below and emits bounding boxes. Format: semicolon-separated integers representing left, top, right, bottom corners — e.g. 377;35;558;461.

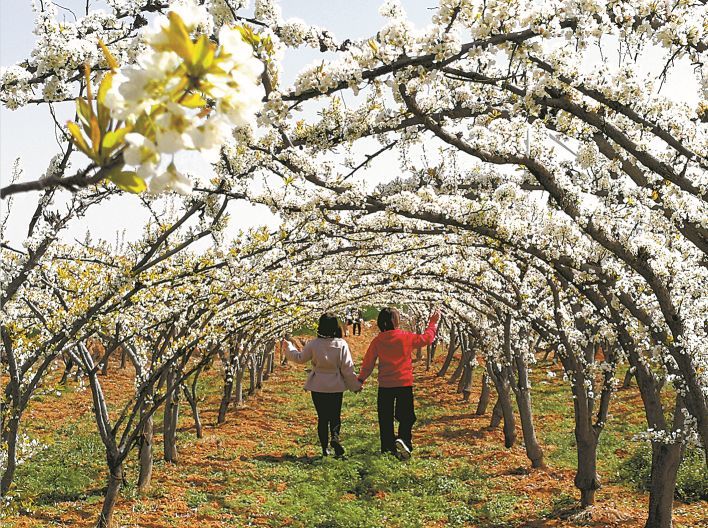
13;423;105;505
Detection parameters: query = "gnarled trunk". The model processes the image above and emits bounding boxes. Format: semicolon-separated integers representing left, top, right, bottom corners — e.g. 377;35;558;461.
437;323;457;377
0;414;20;496
163;368;179;463
217;378;233;425
459;360;474;402
182;383;203;438
487;362;516;447
574;429;600;507
645;441;683;528
512;349;544;468
256;354;265;390
248;356;256;396
234;367;245;407
96;463;123;528
137;415;153;493
476;373;491;415
490;397;503;428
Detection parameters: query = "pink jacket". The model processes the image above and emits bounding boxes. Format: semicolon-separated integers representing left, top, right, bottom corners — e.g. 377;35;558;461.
358;320;437;388
285;337;361;393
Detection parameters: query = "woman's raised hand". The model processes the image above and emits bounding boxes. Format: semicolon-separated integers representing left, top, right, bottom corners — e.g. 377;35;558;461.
429;308;442;326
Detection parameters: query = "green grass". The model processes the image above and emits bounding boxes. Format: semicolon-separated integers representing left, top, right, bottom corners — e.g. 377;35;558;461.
12;423;105;505
226;385;501;528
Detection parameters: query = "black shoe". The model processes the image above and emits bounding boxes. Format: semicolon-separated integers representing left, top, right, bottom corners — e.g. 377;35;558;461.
395;439;411;460
331;439;345;458
321;447;331;457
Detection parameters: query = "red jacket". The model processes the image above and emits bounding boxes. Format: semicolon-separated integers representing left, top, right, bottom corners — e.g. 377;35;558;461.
358;321;437;388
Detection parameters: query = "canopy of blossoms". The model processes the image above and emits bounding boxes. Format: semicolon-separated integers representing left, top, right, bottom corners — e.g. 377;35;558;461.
1;1;706;528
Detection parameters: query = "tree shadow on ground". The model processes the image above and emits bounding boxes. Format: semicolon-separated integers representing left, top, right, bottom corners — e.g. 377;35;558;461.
247;453;322;465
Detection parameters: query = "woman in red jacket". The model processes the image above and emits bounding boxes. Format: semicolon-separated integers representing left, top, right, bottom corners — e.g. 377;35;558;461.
357;307;440;459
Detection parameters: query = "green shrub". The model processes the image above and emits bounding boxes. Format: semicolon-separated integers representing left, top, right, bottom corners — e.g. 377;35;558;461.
619;444;707;502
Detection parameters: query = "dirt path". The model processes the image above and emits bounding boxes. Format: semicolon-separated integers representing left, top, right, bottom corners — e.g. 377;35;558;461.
3;324;706;528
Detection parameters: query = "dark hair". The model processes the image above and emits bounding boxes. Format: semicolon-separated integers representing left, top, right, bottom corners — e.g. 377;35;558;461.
377;307;400;332
317;312;340;338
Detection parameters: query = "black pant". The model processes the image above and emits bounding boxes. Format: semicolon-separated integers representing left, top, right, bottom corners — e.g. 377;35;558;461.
311;391;343;452
377;386;416;454
352;321;361;335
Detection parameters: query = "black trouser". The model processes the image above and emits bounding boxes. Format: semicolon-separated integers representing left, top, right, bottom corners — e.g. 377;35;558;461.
311;391;343;452
377;386;416;454
352;321;361;335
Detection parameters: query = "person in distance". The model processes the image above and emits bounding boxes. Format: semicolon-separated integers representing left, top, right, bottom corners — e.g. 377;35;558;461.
357;306;441;460
282;313;362;457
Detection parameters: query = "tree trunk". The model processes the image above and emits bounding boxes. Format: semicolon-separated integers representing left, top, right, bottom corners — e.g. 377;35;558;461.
248;358;256;396
256;354;265;390
487;363;516;447
0;414;20;496
490;398;503;428
137;415;153;493
644;442;683;528
574;430;600;507
459;360;474;402
217;379;233;425
119;347;127;369
622;368;634;389
96;463;123;528
515;386;544;467
182;384;203;438
497;383;517;449
234;367;245;407
163;368;179;463
263;350;273;380
100;346;111;376
512;353;545;468
60;356;72;384
449;333;469;384
437;324;457;377
476;373;491;415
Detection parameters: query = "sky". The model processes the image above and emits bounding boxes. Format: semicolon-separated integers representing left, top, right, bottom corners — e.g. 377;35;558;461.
0;1;435;247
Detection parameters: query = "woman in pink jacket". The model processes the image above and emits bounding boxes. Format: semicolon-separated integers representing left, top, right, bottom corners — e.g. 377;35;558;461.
358;307;440;459
283;313;362;457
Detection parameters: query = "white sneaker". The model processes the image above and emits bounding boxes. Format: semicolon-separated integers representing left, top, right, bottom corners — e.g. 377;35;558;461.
395;438;411;460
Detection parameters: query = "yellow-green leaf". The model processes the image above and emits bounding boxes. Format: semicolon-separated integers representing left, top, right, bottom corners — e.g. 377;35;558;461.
166;12;195;62
89;115;101;155
84;63;94;104
67;121;91;156
102;125;132;152
76;98;92;127
109;171;147;193
192;34;215;70
98;40;119;70
180;92;207;108
97;72;114;133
